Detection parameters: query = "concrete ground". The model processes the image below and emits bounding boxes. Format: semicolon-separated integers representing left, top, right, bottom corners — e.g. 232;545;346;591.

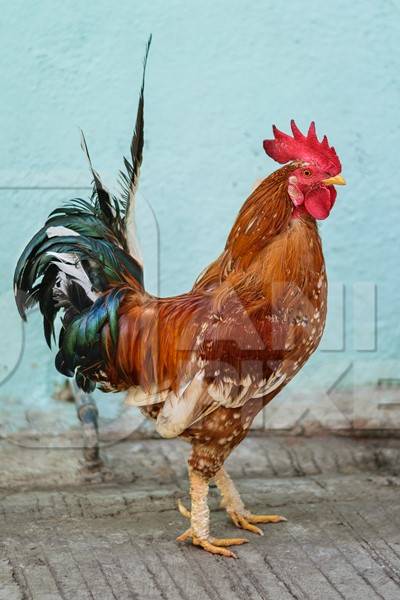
1;434;400;600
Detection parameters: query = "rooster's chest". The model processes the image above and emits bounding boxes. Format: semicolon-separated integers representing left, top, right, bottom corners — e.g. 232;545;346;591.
272;268;328;386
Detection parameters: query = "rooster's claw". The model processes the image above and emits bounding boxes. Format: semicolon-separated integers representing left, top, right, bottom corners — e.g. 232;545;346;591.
176;527;248;558
229;511;287;535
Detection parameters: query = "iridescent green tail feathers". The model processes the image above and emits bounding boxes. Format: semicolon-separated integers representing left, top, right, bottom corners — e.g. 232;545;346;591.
13;36;152;392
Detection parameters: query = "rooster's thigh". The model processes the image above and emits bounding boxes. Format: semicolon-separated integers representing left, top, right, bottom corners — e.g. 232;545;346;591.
188;441;231;480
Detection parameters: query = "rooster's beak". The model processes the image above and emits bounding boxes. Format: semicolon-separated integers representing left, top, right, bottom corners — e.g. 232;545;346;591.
322;174;346;186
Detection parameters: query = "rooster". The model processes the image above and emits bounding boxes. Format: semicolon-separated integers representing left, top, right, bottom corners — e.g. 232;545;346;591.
14;39;345;557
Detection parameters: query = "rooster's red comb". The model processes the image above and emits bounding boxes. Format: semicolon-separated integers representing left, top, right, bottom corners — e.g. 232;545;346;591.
263;120;341;176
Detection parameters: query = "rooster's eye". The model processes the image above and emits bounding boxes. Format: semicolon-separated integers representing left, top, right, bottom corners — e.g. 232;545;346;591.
303;169;312;177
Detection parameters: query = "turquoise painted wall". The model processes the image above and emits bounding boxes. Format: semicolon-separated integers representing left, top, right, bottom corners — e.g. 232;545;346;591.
1;0;399;427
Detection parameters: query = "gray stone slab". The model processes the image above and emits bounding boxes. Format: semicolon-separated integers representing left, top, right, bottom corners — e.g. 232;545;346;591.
1;435;400;599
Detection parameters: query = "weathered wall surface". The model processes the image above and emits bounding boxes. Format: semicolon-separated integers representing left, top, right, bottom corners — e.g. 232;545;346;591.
1;0;399;433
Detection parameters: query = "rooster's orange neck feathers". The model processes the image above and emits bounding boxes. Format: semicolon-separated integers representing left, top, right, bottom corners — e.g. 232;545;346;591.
196;164;322;296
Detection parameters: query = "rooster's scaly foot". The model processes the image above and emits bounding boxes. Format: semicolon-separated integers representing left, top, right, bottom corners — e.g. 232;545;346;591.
229;511;287;536
177;501;248;557
176;527;248;558
214;468;287;535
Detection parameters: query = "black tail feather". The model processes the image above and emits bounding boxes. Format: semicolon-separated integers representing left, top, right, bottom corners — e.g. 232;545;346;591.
118;34;152;220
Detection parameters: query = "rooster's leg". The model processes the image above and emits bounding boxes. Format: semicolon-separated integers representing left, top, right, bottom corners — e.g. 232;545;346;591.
214;467;287;536
176;469;248;558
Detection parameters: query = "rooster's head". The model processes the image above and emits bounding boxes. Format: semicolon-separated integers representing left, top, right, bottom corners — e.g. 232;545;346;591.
263;120;345;220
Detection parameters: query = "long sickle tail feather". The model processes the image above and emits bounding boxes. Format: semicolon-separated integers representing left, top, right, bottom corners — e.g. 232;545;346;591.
118;34;152;264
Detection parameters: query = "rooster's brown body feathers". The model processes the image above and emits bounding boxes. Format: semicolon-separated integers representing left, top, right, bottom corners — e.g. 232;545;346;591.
101;165;327;474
